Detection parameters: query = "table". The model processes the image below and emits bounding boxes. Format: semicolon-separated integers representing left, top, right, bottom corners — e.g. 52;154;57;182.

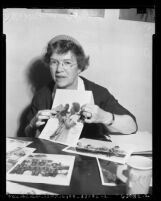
7;137;152;195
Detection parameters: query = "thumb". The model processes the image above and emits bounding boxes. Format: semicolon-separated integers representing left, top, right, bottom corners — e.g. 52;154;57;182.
83;118;93;124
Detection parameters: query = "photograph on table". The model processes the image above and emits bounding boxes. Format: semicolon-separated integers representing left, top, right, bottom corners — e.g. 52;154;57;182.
96;158;119;186
7;138;33;152
6;147;36;172
7;153;75;186
109;131;152;155
39;89;94;146
63;138;135;164
6;181;58;195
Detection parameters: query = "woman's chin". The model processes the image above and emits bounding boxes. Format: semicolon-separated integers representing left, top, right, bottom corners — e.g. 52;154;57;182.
56;82;68;89
56;80;76;89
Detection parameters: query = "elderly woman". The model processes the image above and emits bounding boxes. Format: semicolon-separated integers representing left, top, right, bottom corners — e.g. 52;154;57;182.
25;35;138;139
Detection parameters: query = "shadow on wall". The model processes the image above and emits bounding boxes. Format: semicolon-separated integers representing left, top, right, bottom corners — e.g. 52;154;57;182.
17;57;52;137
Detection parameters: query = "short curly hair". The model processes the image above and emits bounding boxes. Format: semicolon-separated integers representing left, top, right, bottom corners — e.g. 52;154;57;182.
44;37;89;72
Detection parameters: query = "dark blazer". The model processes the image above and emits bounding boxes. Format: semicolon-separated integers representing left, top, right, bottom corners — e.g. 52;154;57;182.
26;76;137;139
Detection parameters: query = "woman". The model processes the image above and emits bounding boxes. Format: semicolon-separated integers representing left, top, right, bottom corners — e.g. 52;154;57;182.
25;35;138;139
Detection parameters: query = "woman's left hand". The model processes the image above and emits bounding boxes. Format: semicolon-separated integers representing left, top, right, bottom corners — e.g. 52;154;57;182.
81;104;111;124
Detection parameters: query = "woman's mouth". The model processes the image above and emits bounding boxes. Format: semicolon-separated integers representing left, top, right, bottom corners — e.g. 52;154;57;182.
56;75;66;79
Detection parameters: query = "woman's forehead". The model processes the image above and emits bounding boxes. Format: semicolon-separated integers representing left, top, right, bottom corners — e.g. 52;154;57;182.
50;51;76;60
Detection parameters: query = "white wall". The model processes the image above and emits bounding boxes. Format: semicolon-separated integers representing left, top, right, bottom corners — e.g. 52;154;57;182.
3;9;154;137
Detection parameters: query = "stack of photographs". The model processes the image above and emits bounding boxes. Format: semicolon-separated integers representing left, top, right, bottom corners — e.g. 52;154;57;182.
7;147;36;172
6;138;36;172
7;138;33;152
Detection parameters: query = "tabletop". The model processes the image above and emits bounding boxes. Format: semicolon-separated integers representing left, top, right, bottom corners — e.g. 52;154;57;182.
6;137;152;195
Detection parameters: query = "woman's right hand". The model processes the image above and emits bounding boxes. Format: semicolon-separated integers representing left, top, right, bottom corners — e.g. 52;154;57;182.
30;109;57;128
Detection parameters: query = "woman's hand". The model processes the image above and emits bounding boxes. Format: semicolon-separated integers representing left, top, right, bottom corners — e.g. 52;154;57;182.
81;104;112;124
30;109;57;128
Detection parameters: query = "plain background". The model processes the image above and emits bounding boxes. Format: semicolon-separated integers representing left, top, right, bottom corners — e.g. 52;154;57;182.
3;9;154;137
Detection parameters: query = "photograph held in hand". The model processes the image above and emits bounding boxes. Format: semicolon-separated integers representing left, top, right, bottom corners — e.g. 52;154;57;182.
49;102;84;141
39;89;94;146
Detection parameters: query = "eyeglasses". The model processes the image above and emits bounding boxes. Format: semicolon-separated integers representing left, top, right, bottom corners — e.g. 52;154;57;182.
49;59;77;69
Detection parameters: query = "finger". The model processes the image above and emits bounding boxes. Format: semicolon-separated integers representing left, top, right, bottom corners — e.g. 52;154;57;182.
81;104;90;111
50;109;57;115
53;104;64;112
39;109;51;113
82;111;92;119
36;121;46;127
81;104;89;111
38;110;53;116
81;108;91;116
84;118;93;124
38;115;50;120
81;106;94;114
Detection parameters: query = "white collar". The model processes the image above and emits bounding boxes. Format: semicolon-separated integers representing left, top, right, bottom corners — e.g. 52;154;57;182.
52;76;85;103
77;76;85;91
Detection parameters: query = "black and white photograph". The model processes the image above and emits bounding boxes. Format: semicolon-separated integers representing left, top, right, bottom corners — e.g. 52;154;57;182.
7;153;75;186
3;8;154;195
63;138;135;164
39;89;94;146
96;158;118;186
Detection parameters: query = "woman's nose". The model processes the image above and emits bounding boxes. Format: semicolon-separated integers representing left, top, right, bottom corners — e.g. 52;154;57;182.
57;62;64;71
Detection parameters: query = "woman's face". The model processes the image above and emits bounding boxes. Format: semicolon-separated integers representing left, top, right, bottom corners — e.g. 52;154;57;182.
49;51;81;89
